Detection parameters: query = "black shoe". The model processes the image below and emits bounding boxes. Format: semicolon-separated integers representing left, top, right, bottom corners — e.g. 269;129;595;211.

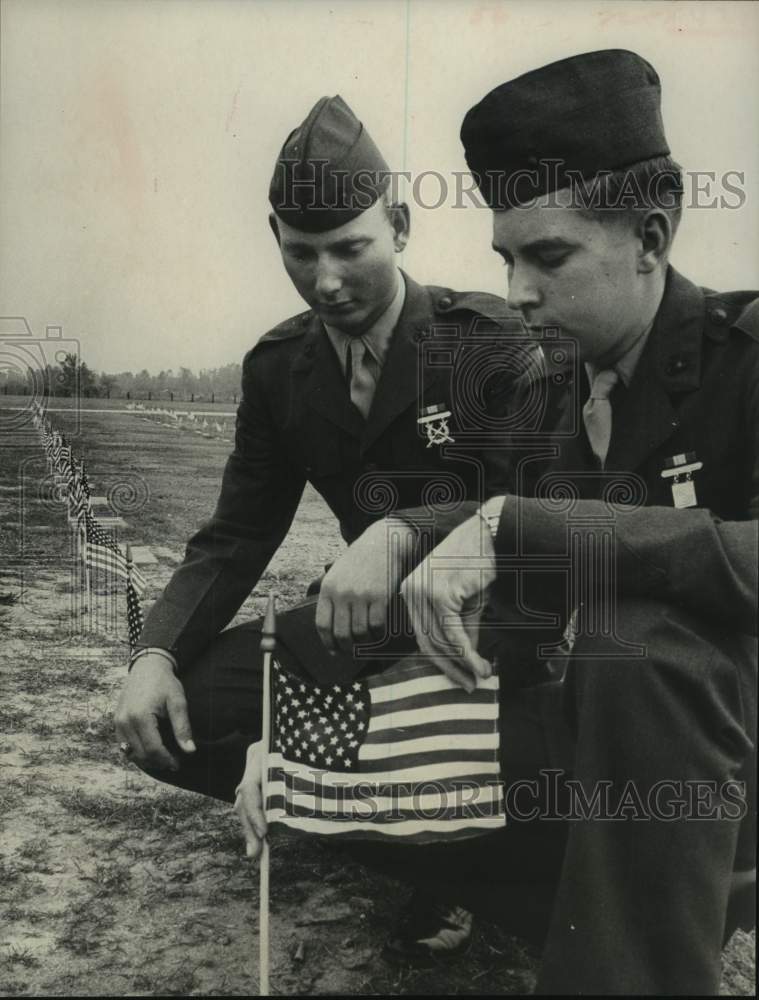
384;893;473;964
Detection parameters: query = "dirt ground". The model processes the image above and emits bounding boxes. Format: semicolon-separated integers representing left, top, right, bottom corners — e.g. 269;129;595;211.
0;399;755;996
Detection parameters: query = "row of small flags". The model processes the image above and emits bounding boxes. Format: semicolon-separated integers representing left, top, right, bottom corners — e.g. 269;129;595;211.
31;402;146;649
129;405;234;438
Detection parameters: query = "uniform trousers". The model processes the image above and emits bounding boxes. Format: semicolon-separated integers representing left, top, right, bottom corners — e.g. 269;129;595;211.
140;596;755;995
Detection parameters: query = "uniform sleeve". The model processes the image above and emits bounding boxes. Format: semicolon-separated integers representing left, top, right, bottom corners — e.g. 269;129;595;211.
493;497;758;639
138;348;306;671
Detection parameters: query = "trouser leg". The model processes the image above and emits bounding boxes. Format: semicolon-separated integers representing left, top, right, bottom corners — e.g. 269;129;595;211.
536;599;755;996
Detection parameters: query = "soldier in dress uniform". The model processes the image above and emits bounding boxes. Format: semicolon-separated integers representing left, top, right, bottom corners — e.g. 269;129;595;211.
238;51;757;991
115;94;524;957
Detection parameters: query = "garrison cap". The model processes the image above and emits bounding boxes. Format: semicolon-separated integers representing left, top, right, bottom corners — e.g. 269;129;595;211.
269;95;391;233
461;49;671;209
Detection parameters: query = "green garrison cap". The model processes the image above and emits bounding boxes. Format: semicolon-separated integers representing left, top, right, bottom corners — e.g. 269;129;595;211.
461;49;671;209
269;95;391;233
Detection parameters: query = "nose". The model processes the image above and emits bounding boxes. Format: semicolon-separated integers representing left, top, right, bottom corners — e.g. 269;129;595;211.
314;256;343;300
505;264;541;315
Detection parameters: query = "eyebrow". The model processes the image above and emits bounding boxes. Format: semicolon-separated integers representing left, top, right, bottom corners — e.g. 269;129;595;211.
283;235;372;253
492;237;577;256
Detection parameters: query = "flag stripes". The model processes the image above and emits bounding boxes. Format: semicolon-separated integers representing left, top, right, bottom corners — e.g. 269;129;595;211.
265;658;505;843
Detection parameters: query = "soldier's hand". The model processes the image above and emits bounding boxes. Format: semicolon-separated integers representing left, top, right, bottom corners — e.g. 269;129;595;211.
316;517;417;656
233;741;267;860
114;654;196;771
400;513;496;692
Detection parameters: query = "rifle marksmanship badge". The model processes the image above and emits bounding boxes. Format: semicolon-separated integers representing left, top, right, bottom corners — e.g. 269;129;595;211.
418;403;455;448
660;451;703;508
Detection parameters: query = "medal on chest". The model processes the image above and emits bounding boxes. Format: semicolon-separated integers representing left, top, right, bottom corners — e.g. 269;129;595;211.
417;403;455;447
660;452;703;508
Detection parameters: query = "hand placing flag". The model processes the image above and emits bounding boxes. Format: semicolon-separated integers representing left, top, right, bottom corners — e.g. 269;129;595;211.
400;513;497;691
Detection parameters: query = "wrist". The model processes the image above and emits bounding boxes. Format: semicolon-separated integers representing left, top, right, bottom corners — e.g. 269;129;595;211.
384;515;422;576
128;646;179;675
477;495;507;541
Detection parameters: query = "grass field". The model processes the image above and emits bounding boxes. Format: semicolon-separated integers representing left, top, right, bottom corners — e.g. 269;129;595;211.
0;399;755;995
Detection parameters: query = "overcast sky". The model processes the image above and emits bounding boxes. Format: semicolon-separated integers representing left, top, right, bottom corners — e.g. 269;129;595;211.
1;0;757;374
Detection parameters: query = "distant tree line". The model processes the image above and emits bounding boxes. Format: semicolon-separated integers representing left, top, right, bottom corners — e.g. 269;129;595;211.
0;353;243;403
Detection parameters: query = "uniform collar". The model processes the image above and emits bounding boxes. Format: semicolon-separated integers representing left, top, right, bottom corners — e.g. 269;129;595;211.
584;279;664;389
324;270;406;372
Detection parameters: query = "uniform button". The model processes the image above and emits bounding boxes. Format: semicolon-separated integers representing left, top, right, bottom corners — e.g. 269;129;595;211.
437;295;453;310
664;356;689;375
709;306;728;324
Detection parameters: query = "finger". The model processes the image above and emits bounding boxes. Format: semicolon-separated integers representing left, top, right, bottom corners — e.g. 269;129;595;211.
427;653;480;692
368;599;387;638
136;714;180;771
414;627;478;691
234;792;262;860
349;600;370;646
436;614;492;680
331;598;354;656
315;594;336;653
243;746;269;839
413;596;485;691
116;718;147;763
166;691;196;754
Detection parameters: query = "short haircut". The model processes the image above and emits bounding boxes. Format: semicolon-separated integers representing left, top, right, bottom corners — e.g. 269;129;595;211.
572;155;683;234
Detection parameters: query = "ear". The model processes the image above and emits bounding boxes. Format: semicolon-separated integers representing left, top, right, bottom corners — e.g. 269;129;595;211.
268;212;281;246
389;201;411;252
637;209;673;273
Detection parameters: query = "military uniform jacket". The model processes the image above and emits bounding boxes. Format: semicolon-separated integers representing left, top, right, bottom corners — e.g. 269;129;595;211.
139;273;524;669
483;266;759;664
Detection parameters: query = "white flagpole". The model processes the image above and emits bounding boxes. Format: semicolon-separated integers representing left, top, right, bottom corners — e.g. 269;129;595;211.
259;592;276;997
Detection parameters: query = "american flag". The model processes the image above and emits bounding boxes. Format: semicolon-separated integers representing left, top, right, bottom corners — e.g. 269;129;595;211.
68;478;90;523
126;572;145;650
265;658;505;844
78;462;91;499
81;510;148;595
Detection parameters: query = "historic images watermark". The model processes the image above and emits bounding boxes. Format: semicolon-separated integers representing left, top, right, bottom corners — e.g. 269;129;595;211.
279;770;748;824
270;161;747;213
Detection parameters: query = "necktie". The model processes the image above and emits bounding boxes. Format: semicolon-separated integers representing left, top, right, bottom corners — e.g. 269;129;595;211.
583;369;619;467
345;338;377;419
